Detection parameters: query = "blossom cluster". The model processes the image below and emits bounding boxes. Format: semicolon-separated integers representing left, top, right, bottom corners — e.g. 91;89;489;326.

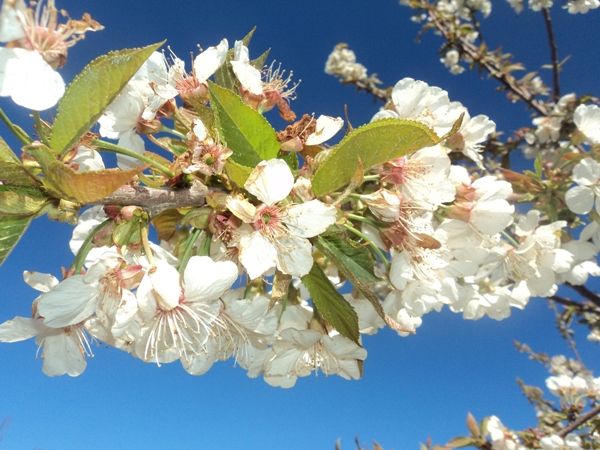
0;0;598;392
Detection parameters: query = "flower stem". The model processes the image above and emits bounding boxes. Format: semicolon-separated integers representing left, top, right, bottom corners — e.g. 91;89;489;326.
93;139;175;178
0;107;31;145
178;228;203;274
346;213;379;227
160;125;186;140
71;219;112;273
343;222;390;269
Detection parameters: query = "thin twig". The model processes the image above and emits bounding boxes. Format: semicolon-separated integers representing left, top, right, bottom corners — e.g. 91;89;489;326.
549;295;598;313
542;8;560;102
342;79;391;102
558;404;600;437
567;283;600;308
425;3;549;116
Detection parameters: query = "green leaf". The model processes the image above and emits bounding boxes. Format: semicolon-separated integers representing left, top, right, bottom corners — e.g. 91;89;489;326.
0;186;48;215
279;151;299;172
0;215;32;266
50;41;165;155
0;136;18;162
312;118;439;196
0;161;37;187
316;232;385;319
209;82;280;166
301;263;360;344
225;160;254;187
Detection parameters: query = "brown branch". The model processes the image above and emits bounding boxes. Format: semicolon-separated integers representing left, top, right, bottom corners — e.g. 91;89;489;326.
558;404;600;437
425;3;549;116
93;184;209;216
567;283;600;308
342;78;391;102
542;8;560;102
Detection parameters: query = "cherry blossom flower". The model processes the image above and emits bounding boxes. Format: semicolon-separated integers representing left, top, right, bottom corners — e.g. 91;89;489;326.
226;159;336;279
565;158;600;215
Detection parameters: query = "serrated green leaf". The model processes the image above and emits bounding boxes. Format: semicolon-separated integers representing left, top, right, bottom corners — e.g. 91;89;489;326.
0;136;18;162
0;215;32;265
312;119;439;196
225;160;254;187
50;41;165;155
279;151;298;172
0;162;37;186
316;232;385;319
0;186;48;215
301;263;360;344
209;82;280;166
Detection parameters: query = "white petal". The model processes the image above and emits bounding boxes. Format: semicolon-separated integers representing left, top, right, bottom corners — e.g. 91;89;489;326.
226;195;256;223
283;200;337;238
572;157;600;186
41;332;86;377
149;261;182;310
194;38;228;82
192;118;208;141
0;317;42;342
0;48;64;110
574;104;600;144
305;115;344;145
239;231;278;279
0;3;25;42
184;256;238;303
231;60;263;96
37;276;99;328
566;185;595;214
275;234;314;277
23;271;59;292
116;130;145;170
245;159;294;205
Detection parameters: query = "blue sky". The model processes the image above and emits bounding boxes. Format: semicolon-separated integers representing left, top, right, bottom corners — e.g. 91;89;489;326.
0;1;599;449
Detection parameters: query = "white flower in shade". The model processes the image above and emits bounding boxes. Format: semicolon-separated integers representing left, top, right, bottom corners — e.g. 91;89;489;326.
540;434;583;450
264;328;367;388
507;210;573;297
546;374;589;398
558;239;600;286
529;0;554;11
226;159;337;279
136;256;238;364
445;112;496;168
485;416;527;450
360;189;402;223
304;115;344;146
581;220;600;250
565;158;600;215
0;271;93;376
507;0;524;13
449;166;515;236
573;104;600;144
566;0;600;13
379;145;455;211
36;251;125;328
346;295;386;335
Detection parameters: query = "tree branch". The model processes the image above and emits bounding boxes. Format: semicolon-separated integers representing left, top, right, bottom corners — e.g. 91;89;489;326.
341;78;391;102
542;8;560;102
566;283;600;308
424;3;549;116
558;404;600;438
93;184;209;216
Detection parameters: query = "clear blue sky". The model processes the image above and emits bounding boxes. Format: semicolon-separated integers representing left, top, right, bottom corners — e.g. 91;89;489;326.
0;1;599;449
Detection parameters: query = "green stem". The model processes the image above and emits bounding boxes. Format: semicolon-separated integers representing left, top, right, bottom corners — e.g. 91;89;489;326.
93;139;175;178
140;224;155;266
346;213;380;227
178;228;203;273
343;222;390;269
0;107;31;145
71;219;112;272
160;125;186;140
199;231;212;256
